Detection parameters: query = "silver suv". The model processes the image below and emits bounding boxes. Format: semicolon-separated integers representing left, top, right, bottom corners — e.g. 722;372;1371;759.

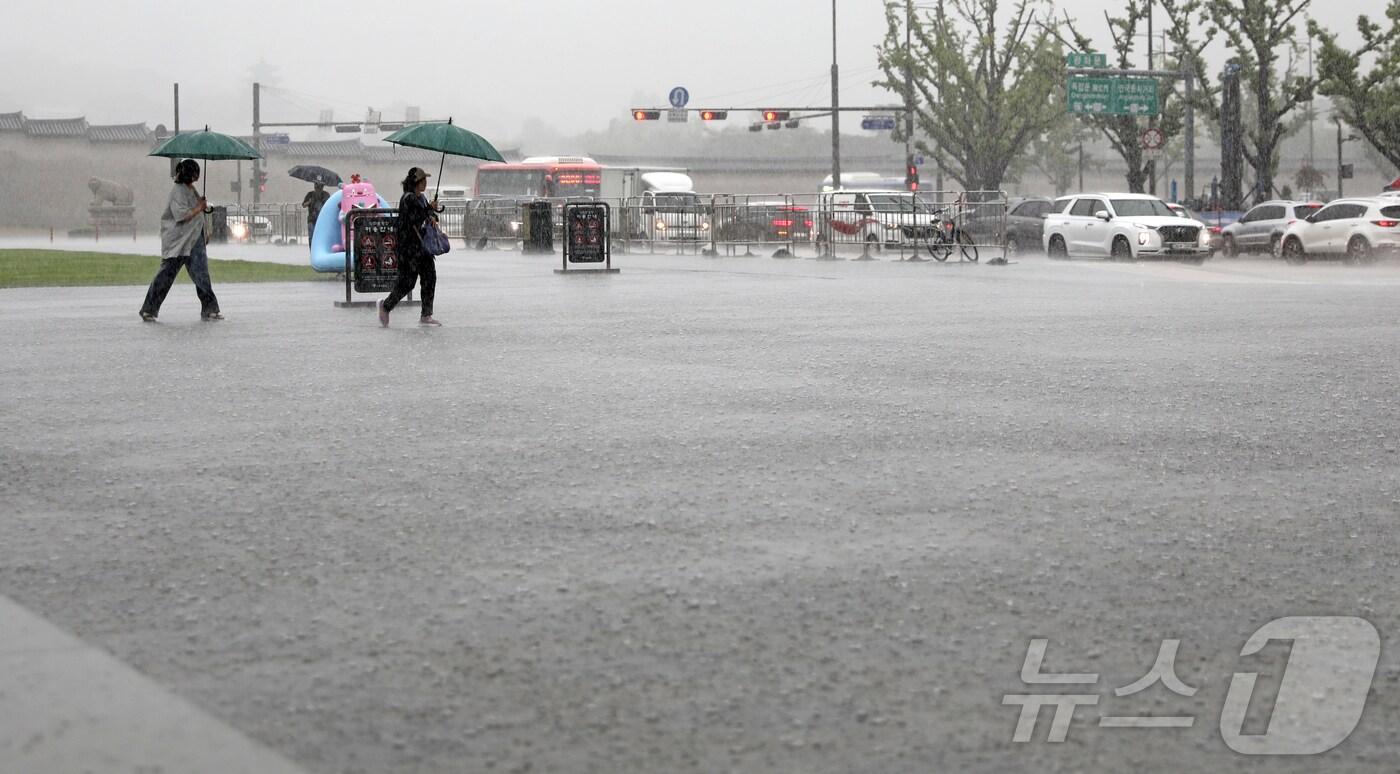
1220;200;1323;258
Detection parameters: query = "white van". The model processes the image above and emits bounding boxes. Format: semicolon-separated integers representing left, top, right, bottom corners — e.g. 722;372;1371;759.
633;172;708;241
434;183;471;205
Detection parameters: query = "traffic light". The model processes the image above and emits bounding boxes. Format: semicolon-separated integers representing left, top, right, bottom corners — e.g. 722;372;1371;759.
906;160;919;192
749;123;763;132
762;110;791;122
256;170;269;193
699;110;728;121
632;109;661;121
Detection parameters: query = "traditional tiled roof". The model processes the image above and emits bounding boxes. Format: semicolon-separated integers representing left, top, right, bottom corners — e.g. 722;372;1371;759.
87;123;153;143
267;139;440;162
0;111;24;131
263;139;508;165
24;117;89;138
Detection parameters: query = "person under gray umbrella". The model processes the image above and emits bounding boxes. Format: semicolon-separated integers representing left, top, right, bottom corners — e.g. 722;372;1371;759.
302;182;330;254
140;159;222;322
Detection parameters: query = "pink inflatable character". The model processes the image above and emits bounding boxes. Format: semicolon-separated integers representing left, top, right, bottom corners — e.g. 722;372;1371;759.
332;174;381;252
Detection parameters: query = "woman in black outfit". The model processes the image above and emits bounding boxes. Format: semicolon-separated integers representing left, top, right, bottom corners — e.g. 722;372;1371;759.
379;166;442;327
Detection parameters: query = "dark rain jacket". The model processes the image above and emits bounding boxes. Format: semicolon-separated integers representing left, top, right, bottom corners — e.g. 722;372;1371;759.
396;191;432;262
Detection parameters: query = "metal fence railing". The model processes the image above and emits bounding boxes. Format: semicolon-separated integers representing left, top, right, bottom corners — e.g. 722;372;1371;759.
239;190;1009;261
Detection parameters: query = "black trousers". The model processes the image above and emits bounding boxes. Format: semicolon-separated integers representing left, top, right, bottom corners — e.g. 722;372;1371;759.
383;253;435;317
140;237;219;318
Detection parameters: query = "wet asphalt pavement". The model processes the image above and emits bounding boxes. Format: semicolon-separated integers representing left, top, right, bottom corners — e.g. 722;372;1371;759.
2;247;1399;772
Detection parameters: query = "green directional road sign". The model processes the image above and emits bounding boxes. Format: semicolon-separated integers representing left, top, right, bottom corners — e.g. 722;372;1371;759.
1066;76;1159;116
1067;78;1114;114
1115;77;1159;116
1066;52;1107;69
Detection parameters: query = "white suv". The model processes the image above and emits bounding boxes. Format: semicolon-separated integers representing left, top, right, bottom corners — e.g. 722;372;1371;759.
1042;193;1211;261
1279;198;1400;264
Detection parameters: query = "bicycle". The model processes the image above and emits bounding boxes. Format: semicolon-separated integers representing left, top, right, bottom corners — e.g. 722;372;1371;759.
914;207;979;262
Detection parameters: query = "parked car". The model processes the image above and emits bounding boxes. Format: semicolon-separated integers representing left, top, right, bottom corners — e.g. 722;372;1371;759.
714;201;812;244
1042;193;1212;261
1166;202;1222;252
818;190;943;251
1218;200;1324;258
223;207;272;242
962;196;1053;255
1278;198;1400;264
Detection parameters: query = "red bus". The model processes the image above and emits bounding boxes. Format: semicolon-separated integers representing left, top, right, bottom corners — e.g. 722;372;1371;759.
473;156;602;199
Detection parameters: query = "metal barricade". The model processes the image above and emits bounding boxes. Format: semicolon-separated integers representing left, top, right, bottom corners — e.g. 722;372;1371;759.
954;190;1010;264
615;194;714;256
707;194;813;258
461;197;524;250
799;189;1008;262
437;202;469;239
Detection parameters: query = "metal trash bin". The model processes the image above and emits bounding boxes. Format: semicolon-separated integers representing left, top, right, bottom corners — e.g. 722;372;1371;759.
522;200;553;254
210;206;229;244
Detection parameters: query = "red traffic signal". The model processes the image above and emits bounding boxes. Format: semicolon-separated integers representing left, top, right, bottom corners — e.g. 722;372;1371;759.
699;110;728;121
632;109;661;121
762;110;791;122
906;161;919;191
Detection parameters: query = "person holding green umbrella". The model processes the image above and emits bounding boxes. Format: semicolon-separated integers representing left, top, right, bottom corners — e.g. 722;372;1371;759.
379;166;444;327
141;127;261;322
140;158;221;321
377;119;505;328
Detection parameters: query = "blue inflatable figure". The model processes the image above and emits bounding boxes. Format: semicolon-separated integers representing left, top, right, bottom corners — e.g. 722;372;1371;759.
310;174;390;273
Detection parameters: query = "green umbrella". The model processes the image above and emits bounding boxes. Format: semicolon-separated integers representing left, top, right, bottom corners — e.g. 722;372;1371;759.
149;126;262;199
383;118;505;200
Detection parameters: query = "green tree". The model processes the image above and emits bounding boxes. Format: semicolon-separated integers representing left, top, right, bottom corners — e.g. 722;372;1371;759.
1200;0;1315;198
1293;162;1328;191
1058;1;1191;193
875;0;1065;191
1025;121;1101;195
1312;0;1400;170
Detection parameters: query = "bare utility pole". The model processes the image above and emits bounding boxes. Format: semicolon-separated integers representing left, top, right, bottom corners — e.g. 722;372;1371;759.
252;82;262;206
905;0;914;187
1307;25;1315;167
830;0;841;191
1078;142;1085;191
1184;66;1194;204
1147;0;1156;196
1336;117;1357;198
171;83;180;177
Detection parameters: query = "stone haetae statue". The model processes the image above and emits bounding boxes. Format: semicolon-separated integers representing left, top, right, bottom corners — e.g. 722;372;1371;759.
78;177;137;237
88;178;135;206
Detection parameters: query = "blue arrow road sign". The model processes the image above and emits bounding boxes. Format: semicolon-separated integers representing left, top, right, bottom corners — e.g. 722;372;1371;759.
669;87;689;109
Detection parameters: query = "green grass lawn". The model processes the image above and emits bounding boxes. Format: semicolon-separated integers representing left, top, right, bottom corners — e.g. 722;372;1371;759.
0;250;331;288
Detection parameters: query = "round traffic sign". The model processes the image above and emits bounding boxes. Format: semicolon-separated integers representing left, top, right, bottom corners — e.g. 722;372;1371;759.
1141;127;1165;150
668;86;689;109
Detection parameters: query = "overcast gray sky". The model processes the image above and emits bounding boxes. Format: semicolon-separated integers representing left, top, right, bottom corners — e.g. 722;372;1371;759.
2;0;1377;143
